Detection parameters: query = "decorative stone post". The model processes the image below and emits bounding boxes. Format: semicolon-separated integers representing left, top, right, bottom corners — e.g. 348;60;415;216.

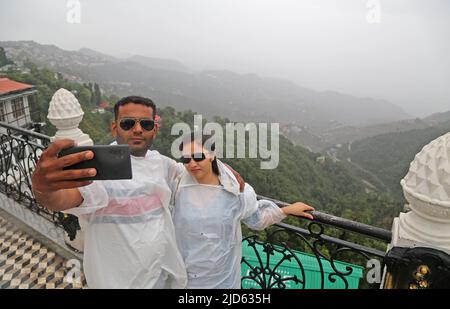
47;88;91;252
47;88;93;146
382;132;450;288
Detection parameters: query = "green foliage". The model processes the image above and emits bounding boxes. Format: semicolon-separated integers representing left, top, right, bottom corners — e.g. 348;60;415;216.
94;83;102;105
1;62;114;144
3;61;401;259
152;111;402;230
0;47;13;66
342;123;450;201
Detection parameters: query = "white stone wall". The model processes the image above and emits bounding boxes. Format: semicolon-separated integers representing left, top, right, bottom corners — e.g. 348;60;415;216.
0;90;36;128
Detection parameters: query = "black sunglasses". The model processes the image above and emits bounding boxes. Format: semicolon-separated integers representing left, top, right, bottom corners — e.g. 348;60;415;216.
179;153;206;164
119;118;155;131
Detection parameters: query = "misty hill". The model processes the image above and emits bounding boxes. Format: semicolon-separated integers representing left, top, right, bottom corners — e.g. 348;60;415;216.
155;108;402;230
127;55;189;72
78;48;119;63
0;60;402;231
1;40;410;131
334;119;450;201
286;110;450;153
282;118;431;153
1;41;113;68
424;110;450;125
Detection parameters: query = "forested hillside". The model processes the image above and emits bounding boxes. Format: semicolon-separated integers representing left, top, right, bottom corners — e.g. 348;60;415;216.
1;60;403;232
337;122;450;201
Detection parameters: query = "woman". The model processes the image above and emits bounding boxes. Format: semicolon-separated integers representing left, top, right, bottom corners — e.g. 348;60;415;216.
171;132;315;289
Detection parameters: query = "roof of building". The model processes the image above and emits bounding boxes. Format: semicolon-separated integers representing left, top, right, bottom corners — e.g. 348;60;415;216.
0;77;35;96
98;101;111;109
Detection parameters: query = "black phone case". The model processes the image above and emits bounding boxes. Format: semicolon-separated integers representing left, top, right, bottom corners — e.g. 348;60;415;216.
58;145;133;181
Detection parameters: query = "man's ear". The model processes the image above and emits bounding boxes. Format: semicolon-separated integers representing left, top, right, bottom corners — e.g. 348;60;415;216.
111;121;117;137
153;122;159;136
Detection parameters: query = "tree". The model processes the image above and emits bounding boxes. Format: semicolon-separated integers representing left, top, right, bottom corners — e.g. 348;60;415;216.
0;47;13;67
88;82;95;106
94;83;102;105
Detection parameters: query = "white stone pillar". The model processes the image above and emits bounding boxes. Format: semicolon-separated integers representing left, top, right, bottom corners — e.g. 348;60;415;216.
392;132;450;253
47;88;91;252
47;88;93;146
382;132;450;288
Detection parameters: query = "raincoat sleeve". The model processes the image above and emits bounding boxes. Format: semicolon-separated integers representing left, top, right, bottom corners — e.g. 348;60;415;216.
164;156;185;185
63;181;109;217
241;182;287;231
163;156;184;214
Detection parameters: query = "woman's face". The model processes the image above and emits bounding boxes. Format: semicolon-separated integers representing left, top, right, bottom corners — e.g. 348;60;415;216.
181;142;215;181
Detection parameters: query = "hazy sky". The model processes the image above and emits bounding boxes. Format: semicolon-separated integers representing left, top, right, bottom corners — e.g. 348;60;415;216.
1;0;449;116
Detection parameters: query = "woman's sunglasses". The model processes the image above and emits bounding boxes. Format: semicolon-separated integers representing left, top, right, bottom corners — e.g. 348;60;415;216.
179;153;206;164
119;118;155;131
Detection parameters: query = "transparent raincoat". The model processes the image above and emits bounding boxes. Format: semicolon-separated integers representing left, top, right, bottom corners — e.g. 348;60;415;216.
171;160;286;289
65;150;187;289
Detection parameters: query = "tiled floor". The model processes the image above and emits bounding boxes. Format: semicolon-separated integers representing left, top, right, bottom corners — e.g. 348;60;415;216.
0;214;87;289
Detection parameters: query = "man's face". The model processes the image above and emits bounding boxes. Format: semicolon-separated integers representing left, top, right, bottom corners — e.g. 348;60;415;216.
111;103;158;157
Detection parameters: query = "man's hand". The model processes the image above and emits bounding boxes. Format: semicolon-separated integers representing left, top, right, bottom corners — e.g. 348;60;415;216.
223;163;245;192
31;139;96;210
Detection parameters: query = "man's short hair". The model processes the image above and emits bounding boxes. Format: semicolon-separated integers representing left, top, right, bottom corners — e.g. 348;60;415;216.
114;96;157;120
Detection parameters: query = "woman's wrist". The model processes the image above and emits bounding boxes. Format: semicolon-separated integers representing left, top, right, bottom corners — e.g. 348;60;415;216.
281;206;291;216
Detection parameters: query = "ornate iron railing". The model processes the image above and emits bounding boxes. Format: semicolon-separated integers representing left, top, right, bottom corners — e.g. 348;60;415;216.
4;121;439;290
0;122;56;220
0;121;393;289
240;195;391;289
0;121;80;235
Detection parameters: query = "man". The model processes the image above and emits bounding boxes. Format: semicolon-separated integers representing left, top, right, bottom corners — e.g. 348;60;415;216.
32;96;188;288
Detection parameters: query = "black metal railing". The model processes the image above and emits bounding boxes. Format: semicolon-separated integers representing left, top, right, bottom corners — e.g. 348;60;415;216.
0;121;392;289
0;121;68;226
242;195;392;289
5;121;447;289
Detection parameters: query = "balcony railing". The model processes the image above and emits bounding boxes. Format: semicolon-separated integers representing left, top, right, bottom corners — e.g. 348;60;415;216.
241;195;391;289
2;120;449;289
0;121;81;235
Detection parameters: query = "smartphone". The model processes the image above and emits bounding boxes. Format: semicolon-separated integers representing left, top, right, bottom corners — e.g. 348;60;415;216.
58;145;133;181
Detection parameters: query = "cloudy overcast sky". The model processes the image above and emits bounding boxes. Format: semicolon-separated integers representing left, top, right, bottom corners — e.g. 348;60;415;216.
1;0;449;116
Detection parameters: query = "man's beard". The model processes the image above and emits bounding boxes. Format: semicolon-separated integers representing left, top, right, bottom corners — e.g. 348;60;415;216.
116;135;154;157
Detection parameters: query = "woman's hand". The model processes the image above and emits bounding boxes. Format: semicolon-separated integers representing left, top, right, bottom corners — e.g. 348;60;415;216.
282;202;315;220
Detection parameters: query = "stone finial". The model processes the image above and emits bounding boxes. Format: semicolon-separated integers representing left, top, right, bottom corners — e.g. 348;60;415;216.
394;132;450;252
401;132;450;206
47;88;93;146
47;88;91;252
